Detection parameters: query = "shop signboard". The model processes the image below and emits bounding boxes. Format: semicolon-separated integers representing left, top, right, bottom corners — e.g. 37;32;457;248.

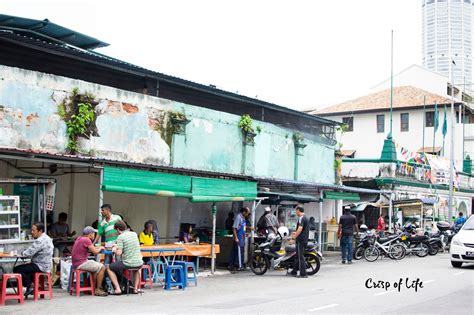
13;182;35;229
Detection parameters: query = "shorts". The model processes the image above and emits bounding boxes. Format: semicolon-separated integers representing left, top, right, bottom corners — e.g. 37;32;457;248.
77;260;104;273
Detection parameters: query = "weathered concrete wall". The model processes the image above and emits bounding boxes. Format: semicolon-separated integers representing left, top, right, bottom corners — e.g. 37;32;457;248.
0;65;335;184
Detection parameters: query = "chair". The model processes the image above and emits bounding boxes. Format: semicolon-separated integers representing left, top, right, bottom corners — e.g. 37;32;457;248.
164;265;185;290
68;268;95;297
139;265;152;289
123;268;141;295
174;261;197;287
33;272;53;301
0;273;24;305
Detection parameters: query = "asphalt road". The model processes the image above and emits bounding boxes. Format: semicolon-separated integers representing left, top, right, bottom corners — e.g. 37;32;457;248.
2;252;473;314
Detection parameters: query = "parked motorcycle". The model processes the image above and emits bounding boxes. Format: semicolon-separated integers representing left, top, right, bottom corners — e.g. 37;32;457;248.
353;225;373;260
399;224;431;257
250;227;322;276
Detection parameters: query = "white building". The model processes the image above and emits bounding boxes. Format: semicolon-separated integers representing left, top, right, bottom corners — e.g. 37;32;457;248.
422;0;472;87
308;86;474;169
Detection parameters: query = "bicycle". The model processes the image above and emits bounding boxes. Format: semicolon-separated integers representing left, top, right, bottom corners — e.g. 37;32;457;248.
363;233;406;262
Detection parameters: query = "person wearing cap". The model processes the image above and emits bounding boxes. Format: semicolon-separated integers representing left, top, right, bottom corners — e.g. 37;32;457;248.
71;226;108;296
257;206;279;236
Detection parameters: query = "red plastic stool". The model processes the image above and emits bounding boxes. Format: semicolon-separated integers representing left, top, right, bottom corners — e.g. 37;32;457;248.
0;273;24;305
69;270;94;297
33;272;53;301
139;265;153;289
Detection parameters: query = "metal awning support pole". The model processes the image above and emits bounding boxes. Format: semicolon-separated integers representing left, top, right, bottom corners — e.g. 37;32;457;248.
388;193;393;233
250;199;264;243
211;203;217;275
421;204;424;230
99;168;104;222
43;183;47;235
319;190;324;252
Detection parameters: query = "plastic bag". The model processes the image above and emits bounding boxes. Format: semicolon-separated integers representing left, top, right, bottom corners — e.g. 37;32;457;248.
60;258;72;291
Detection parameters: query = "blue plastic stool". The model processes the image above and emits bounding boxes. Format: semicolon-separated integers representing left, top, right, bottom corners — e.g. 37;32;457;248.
164;265;185;290
174;261;197;287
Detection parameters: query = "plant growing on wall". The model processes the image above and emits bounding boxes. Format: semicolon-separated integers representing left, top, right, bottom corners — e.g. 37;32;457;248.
58;88;98;154
154;110;190;147
239;114;257;145
293;132;307;156
335;123;349;150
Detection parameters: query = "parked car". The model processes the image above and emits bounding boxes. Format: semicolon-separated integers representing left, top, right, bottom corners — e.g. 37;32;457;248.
450;215;474;268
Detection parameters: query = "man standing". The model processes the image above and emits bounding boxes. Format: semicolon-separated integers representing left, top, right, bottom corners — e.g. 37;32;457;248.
291;205;309;278
377;213;385;238
71;226;107;296
94;204;122;264
94;204;122;247
338;206;359;264
228;207;250;273
455;212;467;226
13;222;54;298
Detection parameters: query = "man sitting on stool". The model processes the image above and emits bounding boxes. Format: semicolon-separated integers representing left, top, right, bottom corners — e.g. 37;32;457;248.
107;221;143;295
13;222;53;298
71;226;108;296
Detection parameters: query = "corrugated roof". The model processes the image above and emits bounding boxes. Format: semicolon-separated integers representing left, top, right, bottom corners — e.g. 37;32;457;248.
310;86;453;116
0;26;337;127
0;14;108;50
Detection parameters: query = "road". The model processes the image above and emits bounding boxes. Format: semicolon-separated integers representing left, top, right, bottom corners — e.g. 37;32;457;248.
2;252;473;314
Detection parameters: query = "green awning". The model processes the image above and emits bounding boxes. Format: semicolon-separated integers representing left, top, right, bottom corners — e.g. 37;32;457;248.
257;192;320;204
323;191;360;201
191;177;257;202
102;167;257;202
102;167;192;197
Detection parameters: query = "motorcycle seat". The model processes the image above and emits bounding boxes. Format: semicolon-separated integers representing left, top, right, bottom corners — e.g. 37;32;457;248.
378;235;398;243
285;245;296;252
409;235;428;242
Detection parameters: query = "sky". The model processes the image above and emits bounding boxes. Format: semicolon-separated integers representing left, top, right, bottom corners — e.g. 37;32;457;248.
1;0;421;111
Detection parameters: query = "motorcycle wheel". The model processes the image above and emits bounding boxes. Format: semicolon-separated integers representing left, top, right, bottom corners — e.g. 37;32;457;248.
364;246;380;262
388;244;406;260
250;252;268;275
428;244;439;256
353;246;365;260
415;243;429;257
304;252;321;276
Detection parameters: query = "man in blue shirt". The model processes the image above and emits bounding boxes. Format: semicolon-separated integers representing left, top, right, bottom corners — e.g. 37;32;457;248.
455;212;467;226
228;207;250;273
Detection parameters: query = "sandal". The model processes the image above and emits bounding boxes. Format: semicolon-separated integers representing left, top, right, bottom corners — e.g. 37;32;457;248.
133;289;144;294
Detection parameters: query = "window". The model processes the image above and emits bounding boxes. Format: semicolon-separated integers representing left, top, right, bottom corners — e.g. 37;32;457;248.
342;117;353;132
425;111;434;127
376;115;385;133
401;113;409;132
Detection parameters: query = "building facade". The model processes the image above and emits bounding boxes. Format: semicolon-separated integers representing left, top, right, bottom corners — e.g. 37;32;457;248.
422;0;473;86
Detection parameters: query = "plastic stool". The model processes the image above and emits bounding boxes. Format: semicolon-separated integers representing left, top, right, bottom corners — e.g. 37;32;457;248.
174;261;197;287
69;268;95;297
139;265;153;289
0;273;24;305
123;268;141;295
164;265;185;290
33;272;53;301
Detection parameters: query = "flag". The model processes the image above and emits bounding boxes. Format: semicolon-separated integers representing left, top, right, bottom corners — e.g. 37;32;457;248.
434;102;439;133
442;105;448;137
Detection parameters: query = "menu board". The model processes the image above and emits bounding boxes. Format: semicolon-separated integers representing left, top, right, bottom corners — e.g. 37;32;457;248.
13;183;35;229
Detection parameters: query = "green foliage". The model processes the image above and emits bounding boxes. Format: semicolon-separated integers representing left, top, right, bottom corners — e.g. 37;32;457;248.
293;132;304;143
239;114;254;133
57;103;66;119
256;125;262;134
334;159;342;170
60;88;97;153
336;123;349;133
66;102;94;151
169;110;187;122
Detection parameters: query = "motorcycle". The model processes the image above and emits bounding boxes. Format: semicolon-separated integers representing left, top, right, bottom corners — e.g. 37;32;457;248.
399;224;431;257
353;227;373;260
250;227;322;276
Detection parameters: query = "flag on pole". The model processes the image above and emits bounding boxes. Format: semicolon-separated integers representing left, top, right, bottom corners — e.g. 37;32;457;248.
442;105;448;137
434;102;439;133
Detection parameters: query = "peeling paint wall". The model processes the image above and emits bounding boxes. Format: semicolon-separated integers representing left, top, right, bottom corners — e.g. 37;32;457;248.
0;65;335;184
